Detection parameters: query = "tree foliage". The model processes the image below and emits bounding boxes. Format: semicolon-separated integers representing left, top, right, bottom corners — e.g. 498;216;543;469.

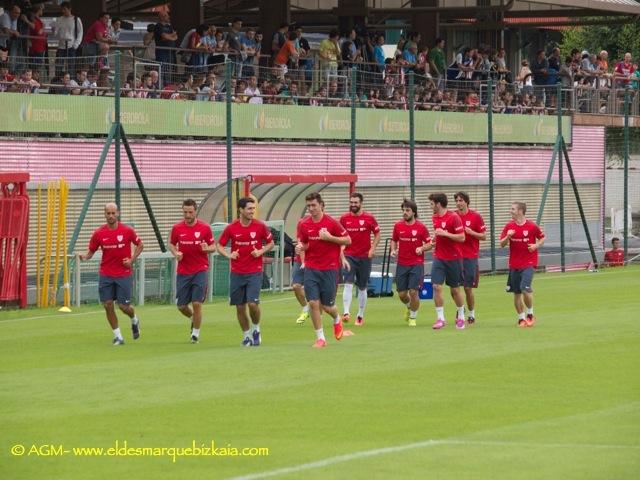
559;20;640;63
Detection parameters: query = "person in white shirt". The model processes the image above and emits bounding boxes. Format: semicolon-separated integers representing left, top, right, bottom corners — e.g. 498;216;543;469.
244;75;262;104
53;1;83;75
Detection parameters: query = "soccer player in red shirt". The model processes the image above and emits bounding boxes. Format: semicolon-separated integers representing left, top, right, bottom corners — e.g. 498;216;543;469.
391;199;431;327
80;203;144;345
295;192;351;348
339;192;381;326
454;191;486;325
216;197;274;346
604;237;625;267
292;218;310;325
429;193;467;330
500;201;545;327
169;199;216;343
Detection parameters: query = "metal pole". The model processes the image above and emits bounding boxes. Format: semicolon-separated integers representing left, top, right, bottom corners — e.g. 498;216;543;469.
557;84;565;272
350;66;356;175
408;71;415;199
487;77;496;272
114;50;121;211
623;87;630;259
225;60;233;223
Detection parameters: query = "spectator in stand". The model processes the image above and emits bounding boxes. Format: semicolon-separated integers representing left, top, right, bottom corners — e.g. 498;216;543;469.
109;17;122;43
244;74;262;104
614;52;635;87
401;42;418;73
495;47;509;81
559;56;575;88
530;49;548;91
547;47;560;86
373;34;385;73
341;29;361;71
295;26;311;83
319;29;340;81
0;4;22;71
604;237;625;267
428;37;446;89
83;12;116;63
225;17;243;74
596;50;611;88
271;22;289;58
16;67;40;93
53;2;83;76
465;91;480;112
154;11;178;81
142;23;155;62
240;27;257;77
273;31;298;80
516;59;533;94
210;29;227;65
23;3;46;77
187;24;211;72
0;61;15;92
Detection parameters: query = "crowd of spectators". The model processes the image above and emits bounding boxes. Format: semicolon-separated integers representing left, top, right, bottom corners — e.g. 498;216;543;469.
1;2;640;114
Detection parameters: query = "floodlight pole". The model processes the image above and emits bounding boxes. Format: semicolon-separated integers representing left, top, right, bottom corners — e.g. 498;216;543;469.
350;66;356;176
487;77;496;272
114;50;121;212
225;59;233;223
558;85;566;272
623;87;630;259
408;71;415;199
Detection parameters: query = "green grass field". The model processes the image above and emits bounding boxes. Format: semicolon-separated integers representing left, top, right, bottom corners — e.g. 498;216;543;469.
1;267;639;480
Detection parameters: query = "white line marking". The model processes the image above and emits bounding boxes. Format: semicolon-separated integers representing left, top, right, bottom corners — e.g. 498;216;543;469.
228;438;640;480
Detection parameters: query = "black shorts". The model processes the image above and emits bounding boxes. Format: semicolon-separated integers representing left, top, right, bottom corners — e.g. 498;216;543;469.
506;267;535;294
99;275;132;304
343;256;372;290
291;261;304;285
304;268;338;307
462;258;479;288
176;271;208;306
229;272;262;306
431;258;464;288
395;264;424;292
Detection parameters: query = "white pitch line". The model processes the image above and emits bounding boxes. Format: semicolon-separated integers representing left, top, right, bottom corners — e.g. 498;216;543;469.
228;438;640;480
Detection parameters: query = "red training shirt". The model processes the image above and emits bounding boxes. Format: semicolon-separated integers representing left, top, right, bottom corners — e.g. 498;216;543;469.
501;220;545;269
392;219;431;266
218;219;273;274
88;222;141;278
170;220;215;275
432;210;464;261
340;211;380;258
604;249;624;267
297;214;348;270
456;209;486;259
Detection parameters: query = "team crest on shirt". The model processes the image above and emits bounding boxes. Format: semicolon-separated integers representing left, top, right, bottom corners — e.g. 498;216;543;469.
523;230;529;237
117;235;123;242
195;231;201;239
465;221;471;226
359;220;365;226
250;232;256;238
441;221;446;228
411;229;417;236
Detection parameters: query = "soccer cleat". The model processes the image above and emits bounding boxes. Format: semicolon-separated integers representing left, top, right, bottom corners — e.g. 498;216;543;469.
355;315;364;326
525;314;536;327
190;335;199;344
242;337;253;347
467;316;475;326
296;311;309;325
334;322;344;340
518;319;527;328
432;319;446;330
112;337;125;346
341;313;350;323
408;318;417;327
404;308;410;323
455;318;466;330
313;338;327;348
252;329;261;346
131;321;140;340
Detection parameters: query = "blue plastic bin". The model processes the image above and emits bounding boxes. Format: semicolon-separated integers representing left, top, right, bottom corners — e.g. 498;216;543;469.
419;276;433;300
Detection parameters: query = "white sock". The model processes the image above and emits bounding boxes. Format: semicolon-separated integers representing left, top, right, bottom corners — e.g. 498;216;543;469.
315;328;325;341
435;307;445;320
469;309;475;318
357;289;367;317
243;329;251;339
333;315;341;325
192;327;200;337
526;307;534;315
457;306;465;319
251;324;260;333
518;312;526;320
132;315;139;325
113;327;122;339
342;283;353;315
409;310;417;319
302;304;310;313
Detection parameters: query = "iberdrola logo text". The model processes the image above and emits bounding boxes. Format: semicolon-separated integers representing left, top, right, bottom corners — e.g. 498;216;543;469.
434;118;463;135
318;113;350;131
534;118;556;137
20;102;68;123
254;111;291;130
105;108;150;126
378;116;408;133
184;108;223;128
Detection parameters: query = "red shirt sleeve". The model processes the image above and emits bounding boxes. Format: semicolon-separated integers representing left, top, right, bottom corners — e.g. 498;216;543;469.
88;230;100;253
392;223;399;242
535;224;545;240
370;216;381;234
129;227;141;246
297;221;308;243
169;225;178;246
263;224;273;244
451;214;464;233
218;225;231;247
204;225;215;245
500;224;510;239
330;218;348;237
422;224;431;244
